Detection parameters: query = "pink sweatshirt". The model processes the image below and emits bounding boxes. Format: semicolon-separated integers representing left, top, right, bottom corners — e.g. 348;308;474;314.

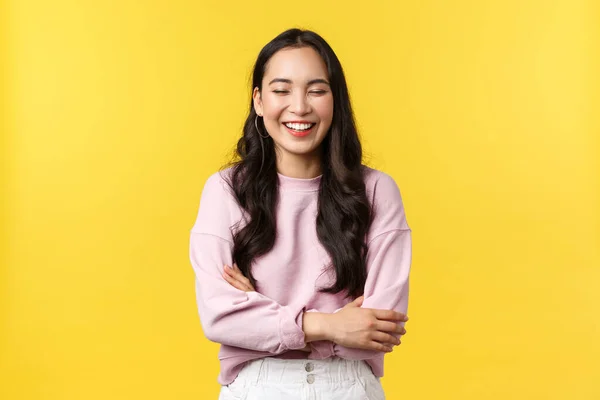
189;165;412;385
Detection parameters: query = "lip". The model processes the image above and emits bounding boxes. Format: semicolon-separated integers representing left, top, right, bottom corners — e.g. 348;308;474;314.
282;122;315;137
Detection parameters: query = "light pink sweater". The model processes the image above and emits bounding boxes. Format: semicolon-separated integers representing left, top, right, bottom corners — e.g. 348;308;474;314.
189;165;412;385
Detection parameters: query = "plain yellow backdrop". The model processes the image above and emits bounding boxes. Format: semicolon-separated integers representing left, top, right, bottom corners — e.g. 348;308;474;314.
1;0;599;399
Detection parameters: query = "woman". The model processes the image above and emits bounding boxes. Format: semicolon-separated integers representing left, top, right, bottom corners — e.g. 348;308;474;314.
190;28;412;400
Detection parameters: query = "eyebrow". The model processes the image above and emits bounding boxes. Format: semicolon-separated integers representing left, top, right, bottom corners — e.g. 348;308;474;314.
268;78;330;86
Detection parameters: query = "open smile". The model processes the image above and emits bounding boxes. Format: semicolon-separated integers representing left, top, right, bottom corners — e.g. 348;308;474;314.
282;122;316;137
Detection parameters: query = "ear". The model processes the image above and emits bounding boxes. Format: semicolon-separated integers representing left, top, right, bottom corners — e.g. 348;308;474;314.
252;87;263;116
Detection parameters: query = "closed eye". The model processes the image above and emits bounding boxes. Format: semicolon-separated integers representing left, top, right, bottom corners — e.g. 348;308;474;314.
273;90;328;95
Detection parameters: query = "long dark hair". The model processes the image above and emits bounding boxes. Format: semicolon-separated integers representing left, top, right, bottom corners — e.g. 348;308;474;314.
223;28;372;299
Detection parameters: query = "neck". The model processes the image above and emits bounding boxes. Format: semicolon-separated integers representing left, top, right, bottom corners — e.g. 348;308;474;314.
276;149;322;179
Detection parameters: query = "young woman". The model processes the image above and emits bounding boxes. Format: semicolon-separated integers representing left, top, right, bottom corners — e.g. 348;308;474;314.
190;28;412;400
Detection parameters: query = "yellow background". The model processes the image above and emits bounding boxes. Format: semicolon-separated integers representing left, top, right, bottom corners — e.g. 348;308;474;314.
1;0;599;399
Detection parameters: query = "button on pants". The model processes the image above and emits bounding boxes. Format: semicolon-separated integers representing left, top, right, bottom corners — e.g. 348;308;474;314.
218;356;385;400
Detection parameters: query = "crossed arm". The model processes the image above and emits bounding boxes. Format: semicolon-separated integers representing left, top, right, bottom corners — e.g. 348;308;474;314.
190;170;411;358
219;228;412;359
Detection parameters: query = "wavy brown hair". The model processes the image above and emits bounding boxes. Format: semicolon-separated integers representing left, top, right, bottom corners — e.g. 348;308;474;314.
223;28;373;298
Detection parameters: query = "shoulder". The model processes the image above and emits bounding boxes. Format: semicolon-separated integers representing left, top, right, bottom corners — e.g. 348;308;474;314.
191;167;239;237
361;165;405;211
361;165;411;240
202;166;235;197
361;165;401;200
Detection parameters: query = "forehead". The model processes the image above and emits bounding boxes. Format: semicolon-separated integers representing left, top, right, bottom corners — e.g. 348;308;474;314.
263;47;329;82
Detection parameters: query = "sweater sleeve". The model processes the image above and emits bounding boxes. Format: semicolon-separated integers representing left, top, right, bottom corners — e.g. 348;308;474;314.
189;171;307;354
336;229;411;360
309;172;412;361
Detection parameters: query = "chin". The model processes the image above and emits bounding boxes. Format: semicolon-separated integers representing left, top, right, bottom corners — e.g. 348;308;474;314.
280;144;320;156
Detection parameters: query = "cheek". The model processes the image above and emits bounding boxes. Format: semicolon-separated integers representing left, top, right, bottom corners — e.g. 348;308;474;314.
314;98;334;122
262;96;286;120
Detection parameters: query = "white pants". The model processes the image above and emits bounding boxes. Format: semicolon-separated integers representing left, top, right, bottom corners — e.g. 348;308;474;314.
218;356;385;400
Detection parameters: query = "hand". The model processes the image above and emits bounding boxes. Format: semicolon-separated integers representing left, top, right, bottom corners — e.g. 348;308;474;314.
328;296;408;353
222;263;255;292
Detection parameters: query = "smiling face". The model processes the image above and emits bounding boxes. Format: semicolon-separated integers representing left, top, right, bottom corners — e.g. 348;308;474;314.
253;46;334;169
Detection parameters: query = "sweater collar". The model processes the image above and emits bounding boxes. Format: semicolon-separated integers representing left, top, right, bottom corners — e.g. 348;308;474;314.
277;172;322;192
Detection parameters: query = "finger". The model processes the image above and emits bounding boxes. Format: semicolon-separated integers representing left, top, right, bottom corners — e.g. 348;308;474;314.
224;264;235;274
368;340;394;353
371;309;409;322
222;270;253;291
225;265;253;288
370;330;401;346
231;272;254;292
224;265;249;285
370;331;401;347
375;320;407;335
222;270;243;288
237;273;253;288
231;263;246;281
345;296;363;308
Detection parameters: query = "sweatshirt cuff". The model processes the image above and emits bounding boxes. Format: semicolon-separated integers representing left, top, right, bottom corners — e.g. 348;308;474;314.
279;306;307;350
308;340;335;359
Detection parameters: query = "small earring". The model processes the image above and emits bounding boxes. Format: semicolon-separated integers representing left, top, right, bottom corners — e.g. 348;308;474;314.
255;115;270;138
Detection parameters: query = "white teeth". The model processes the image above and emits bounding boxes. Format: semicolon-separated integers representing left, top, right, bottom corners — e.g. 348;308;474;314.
284;122;314;131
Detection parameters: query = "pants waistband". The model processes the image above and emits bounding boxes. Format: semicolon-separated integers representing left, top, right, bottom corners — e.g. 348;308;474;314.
232;357;375;386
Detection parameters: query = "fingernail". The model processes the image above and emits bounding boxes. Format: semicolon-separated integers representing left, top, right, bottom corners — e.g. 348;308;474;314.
225;264;232;269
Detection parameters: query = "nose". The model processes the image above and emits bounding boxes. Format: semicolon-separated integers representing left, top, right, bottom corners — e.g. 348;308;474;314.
289;91;311;115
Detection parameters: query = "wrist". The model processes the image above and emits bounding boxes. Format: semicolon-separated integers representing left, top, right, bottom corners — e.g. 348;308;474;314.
302;312;331;342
